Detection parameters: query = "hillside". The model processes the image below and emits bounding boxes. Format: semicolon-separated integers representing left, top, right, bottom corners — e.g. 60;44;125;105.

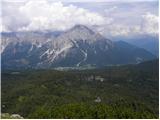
1;59;159;119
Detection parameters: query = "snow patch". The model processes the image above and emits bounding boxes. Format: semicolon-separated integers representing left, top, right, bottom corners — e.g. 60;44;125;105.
28;44;34;52
50;44;72;62
71;40;88;67
77;49;87;67
1;45;5;54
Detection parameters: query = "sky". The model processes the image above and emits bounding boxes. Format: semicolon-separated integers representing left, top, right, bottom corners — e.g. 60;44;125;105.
1;0;159;38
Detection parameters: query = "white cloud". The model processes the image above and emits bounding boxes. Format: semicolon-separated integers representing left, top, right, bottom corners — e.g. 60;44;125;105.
96;12;158;37
2;0;107;32
0;24;10;32
96;24;134;37
104;6;117;14
1;0;158;38
141;12;159;35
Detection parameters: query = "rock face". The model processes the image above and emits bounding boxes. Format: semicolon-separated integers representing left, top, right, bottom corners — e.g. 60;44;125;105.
1;25;156;69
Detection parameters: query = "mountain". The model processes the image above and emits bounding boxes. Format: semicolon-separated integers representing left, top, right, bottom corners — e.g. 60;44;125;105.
119;35;159;57
1;25;156;69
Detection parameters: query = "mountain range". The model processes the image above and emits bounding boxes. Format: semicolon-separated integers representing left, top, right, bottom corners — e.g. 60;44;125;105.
1;25;157;69
119;35;159;57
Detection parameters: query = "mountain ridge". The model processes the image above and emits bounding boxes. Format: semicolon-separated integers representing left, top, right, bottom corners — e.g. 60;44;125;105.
1;25;156;69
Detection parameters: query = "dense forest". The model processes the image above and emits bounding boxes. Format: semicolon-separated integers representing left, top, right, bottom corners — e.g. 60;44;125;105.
1;59;159;119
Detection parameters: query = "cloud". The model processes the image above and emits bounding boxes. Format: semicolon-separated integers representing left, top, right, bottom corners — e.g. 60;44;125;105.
0;24;10;32
96;12;158;37
96;24;135;37
2;0;108;32
1;0;158;38
141;12;159;35
104;6;117;14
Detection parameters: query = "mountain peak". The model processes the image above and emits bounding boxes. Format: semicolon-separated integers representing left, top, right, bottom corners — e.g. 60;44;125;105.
69;24;94;34
73;24;89;29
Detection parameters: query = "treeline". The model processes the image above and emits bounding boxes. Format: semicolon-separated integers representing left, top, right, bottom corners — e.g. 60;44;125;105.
28;101;157;119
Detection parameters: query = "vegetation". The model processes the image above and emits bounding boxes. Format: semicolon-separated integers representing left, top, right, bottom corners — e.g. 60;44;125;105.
1;60;159;118
1;113;23;119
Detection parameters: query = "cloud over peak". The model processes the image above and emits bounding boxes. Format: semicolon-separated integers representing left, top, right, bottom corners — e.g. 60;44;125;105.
1;0;158;38
2;0;107;32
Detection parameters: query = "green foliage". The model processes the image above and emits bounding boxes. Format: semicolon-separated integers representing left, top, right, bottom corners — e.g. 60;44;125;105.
1;60;159;118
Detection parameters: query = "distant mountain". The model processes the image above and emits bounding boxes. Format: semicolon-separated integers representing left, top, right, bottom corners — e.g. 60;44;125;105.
1;25;156;69
112;41;157;64
120;35;159;57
